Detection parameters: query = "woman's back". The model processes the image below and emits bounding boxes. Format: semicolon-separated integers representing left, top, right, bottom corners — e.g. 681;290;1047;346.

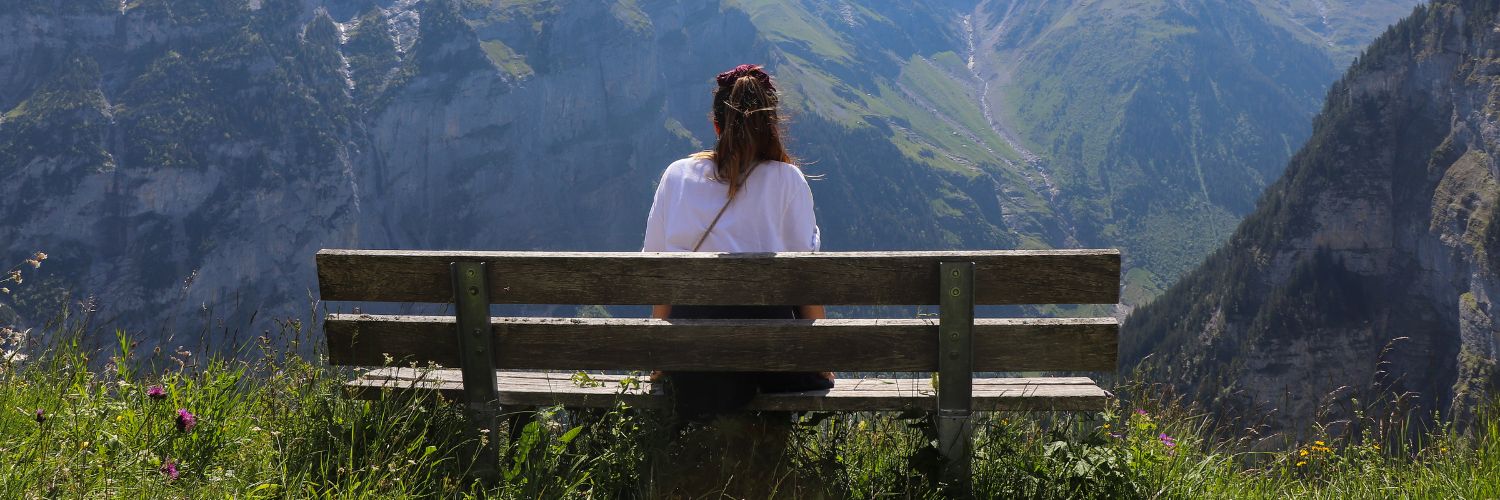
640;64;831;430
642;157;819;253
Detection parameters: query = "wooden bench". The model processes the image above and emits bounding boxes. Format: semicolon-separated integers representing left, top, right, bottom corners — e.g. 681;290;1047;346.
316;249;1120;489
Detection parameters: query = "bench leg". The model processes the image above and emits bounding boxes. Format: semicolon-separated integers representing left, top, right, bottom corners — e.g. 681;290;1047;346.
452;262;502;477
937;261;975;496
466;403;502;478
937;410;973;495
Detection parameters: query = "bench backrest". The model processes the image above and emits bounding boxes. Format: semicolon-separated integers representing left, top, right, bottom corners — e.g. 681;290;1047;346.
317;249;1120;374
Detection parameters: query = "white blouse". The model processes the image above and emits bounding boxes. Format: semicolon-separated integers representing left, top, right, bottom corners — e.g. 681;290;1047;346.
643;157;820;253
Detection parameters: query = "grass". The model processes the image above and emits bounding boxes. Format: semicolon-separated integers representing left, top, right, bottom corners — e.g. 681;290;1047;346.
478;40;534;79
2;313;1499;498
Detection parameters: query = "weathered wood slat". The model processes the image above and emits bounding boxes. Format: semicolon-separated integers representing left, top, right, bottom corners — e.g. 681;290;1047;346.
316;249;1120;305
344;369;1112;411
347;368;1102;387
325;315;1118;372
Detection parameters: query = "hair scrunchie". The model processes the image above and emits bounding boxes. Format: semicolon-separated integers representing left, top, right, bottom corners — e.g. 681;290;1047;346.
716;64;775;92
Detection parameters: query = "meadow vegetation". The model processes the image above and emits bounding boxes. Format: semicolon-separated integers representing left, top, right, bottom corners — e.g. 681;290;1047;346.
2;310;1498;499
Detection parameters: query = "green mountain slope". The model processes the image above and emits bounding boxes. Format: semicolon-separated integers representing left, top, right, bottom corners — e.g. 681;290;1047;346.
977;0;1421;299
1124;0;1500;434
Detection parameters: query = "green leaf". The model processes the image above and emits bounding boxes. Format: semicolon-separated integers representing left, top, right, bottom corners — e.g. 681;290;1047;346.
558;425;583;444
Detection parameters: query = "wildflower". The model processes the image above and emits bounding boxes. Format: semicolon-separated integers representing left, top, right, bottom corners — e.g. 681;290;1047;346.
1314;440;1325;446
160;459;179;480
1101;423;1111;430
33;252;46;261
0;287;8;294
1299;449;1309;457
1110;433;1123;439
24;259;38;268
1134;409;1147;416
175;409;196;432
34;409;45;424
147;386;167;400
8;270;21;284
1296;460;1307;467
857;420;869;432
1158;433;1176;447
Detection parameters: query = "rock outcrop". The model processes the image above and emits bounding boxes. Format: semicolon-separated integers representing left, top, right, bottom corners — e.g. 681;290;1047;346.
1125;0;1500;436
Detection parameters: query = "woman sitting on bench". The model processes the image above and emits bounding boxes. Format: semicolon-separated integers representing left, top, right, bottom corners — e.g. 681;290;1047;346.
642;64;835;422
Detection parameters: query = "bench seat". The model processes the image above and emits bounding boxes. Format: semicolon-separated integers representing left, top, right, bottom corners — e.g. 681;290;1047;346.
345;368;1112;412
316;249;1122;489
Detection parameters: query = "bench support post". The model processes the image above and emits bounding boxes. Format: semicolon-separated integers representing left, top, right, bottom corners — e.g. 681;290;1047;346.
452;262;500;469
937;261;974;495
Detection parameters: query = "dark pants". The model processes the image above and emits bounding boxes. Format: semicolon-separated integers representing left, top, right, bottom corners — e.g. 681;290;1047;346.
664;305;834;422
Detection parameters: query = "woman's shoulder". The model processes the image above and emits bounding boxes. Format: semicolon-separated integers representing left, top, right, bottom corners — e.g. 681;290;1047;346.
665;156;714;175
759;160;809;184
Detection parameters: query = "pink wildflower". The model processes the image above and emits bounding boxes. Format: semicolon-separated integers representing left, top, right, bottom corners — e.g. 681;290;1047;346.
34;408;45;424
175;409;196;432
160;459;179;480
1134;409;1147;416
1159;433;1176;447
147;386;167;400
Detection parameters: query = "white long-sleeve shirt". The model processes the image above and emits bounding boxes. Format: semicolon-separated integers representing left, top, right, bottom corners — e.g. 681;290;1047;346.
643;157;820;253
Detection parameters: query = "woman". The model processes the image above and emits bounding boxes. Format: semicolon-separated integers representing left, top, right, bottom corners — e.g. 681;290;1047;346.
642;64;834;422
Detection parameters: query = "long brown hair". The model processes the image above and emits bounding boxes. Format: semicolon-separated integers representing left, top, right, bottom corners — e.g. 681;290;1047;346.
690;64;792;198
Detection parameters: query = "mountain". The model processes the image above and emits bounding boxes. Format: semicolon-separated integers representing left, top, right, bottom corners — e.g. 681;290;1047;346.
0;0;1412;345
971;0;1421;301
1124;0;1500;435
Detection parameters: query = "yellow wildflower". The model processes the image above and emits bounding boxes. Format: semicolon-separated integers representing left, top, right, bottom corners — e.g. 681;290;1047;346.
1296;461;1307;467
1299;449;1308;457
1102;423;1111;430
857;420;869;432
1315;440;1325;446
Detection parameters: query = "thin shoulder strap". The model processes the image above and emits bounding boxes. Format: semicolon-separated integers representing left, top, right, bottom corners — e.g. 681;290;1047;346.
691;162;761;252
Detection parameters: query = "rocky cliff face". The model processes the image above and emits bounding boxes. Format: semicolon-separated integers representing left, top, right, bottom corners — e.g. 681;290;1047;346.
1125;0;1500;435
0;0;364;344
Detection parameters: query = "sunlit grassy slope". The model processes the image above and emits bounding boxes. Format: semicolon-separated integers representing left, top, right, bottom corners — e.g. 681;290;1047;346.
3;323;1498;498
